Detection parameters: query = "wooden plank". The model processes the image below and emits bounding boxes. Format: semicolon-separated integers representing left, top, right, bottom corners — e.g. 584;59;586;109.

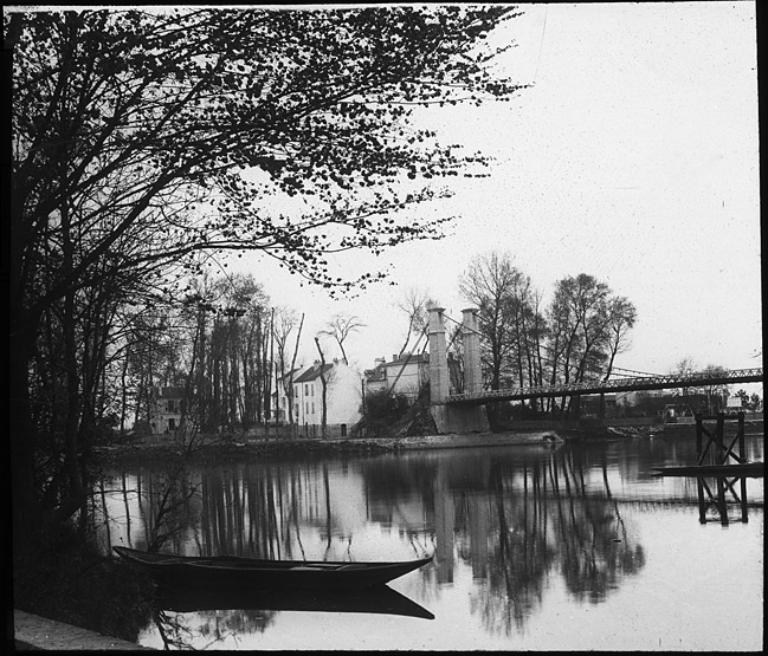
653;462;764;478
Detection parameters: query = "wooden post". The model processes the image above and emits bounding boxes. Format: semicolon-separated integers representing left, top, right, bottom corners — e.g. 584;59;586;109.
696;477;707;524
738;411;745;463
739;411;748;523
740;476;748;523
715;412;725;464
695;414;703;460
716;476;728;526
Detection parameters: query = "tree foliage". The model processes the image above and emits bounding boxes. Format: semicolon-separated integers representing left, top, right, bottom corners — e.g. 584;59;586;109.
7;6;524;546
458;253;638;415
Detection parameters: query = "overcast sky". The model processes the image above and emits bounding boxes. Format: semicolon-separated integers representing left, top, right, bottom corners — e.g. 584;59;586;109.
231;2;761;386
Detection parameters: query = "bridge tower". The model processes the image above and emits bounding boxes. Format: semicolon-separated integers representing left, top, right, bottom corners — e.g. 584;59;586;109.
427;306;489;434
427;306;449;404
461;308;482;395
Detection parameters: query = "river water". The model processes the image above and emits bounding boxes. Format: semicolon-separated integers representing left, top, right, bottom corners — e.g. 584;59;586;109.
94;431;763;651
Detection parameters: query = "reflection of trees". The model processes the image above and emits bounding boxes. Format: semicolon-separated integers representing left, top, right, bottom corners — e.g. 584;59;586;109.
470;461;557;635
99;446;651;644
153;608;276;650
551;450;645;603
105;460;362;561
132;466;199;552
361;449;646;636
461;449;645;636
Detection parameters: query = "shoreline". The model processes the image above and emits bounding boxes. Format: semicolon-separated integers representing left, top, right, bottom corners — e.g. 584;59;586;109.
92;416;763;464
14;609;152;651
93;430;566;464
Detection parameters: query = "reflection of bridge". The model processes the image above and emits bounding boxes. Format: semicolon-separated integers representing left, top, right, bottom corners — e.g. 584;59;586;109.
425;306;763;432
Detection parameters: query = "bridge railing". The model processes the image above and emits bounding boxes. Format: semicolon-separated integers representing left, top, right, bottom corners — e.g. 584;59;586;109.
447;368;763;403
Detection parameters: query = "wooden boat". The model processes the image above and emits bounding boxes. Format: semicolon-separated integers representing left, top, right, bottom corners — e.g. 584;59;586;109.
154;582;435;619
113;546;432;590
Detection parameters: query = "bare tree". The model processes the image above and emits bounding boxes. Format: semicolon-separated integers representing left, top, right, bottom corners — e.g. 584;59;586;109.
602;297;637;382
395;288;432;357
285;313;304;429
598;296;637;417
322;314;365;365
314;337;331;439
459;252;525;391
672;357;697;397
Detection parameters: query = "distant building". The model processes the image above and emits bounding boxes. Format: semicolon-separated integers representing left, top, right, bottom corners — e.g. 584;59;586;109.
149;386;184;434
363;352;429;400
580;393;619;417
291;359;362;437
364;358;388;394
273;367;303;423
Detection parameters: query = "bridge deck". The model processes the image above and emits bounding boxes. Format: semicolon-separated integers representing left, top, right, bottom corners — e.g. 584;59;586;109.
447;368;763;404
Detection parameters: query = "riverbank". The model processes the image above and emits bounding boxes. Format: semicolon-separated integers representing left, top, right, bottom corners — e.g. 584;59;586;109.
14;610;151;651
93;415;763;465
93;429;564;465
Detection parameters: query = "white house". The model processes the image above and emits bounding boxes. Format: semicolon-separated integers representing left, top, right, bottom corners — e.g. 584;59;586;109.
149;386;184;434
273;367;302;423
290;359;363;437
364;352;429;400
726;395;745;410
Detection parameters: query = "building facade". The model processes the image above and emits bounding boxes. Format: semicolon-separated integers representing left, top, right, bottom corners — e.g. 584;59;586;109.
149;386;184;434
363;352;430;400
289;360;363;437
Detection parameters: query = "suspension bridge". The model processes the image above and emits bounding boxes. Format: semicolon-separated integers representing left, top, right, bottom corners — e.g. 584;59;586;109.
447;368;764;405
424;306;763;433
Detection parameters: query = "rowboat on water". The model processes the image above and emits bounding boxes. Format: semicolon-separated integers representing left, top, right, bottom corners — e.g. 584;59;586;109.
113;546;432;590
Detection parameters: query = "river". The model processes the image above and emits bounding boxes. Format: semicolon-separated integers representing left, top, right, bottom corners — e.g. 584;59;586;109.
92;431;763;651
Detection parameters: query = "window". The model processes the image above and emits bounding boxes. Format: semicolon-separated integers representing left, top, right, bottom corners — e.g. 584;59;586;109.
311;402;315;414
168;418;176;429
305;402;309;414
295;385;299;397
341;424;347;437
167;399;176;412
311;385;314;397
305;384;309;395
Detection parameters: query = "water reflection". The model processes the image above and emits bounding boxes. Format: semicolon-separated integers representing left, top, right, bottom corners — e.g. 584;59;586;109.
94;434;763;649
147;583;435;649
696;475;752;525
156;583;435;618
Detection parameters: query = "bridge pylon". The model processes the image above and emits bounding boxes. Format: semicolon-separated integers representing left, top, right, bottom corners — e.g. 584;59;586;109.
461;308;482;395
427;306;489;434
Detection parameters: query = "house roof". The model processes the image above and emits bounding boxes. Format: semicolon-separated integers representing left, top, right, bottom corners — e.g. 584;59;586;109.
277;367;302;383
384;353;429;366
364;353;428;381
294;363;334;383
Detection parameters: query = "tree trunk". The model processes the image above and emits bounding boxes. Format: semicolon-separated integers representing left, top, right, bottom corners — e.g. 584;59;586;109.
10;310;44;550
287;313;304;429
315;337;328;439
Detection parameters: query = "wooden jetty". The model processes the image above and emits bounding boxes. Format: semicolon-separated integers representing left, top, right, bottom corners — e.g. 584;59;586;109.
652;462;763;478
